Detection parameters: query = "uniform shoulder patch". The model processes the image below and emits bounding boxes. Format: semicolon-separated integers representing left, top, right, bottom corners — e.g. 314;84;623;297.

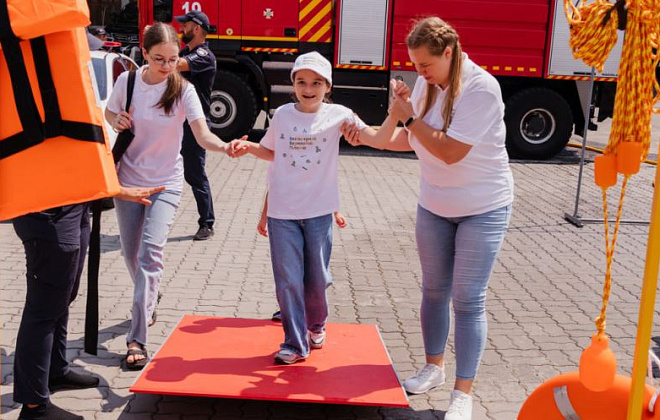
197;48;208;57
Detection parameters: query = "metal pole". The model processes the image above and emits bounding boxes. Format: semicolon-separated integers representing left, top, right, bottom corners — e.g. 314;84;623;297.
564;67;596;228
627;148;660;419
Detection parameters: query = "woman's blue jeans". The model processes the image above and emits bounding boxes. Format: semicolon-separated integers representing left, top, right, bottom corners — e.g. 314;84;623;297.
114;190;181;347
416;204;511;380
268;214;333;357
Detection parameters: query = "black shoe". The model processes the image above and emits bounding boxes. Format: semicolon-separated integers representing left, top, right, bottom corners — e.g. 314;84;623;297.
19;402;83;420
48;370;100;393
271;310;282;322
193;225;214;241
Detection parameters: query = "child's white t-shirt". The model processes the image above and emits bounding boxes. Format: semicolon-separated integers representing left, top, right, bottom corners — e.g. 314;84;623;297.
107;66;205;191
260;102;366;220
409;54;514;217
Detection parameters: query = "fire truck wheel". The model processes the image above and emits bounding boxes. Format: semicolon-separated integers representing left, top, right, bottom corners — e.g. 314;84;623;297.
209;70;258;140
504;88;573;160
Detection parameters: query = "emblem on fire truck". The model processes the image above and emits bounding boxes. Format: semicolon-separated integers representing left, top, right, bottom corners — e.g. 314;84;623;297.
263;8;274;19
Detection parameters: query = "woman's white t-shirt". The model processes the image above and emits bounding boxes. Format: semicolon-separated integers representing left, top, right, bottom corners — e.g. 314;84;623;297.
107;66;205;191
409;54;514;217
260;103;366;220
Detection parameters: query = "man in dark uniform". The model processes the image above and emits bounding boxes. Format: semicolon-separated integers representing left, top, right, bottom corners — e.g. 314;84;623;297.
13;186;161;420
175;10;217;241
13;205;97;420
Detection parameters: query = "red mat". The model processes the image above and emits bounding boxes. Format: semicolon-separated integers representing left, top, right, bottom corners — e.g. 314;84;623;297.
130;315;409;407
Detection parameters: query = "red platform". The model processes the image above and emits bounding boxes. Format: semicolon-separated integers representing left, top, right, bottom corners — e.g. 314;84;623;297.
130;315;409;407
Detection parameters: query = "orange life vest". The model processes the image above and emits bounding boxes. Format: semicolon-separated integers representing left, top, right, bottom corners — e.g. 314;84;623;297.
0;0;120;221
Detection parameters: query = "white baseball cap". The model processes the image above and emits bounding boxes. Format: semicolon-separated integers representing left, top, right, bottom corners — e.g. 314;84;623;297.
290;51;332;85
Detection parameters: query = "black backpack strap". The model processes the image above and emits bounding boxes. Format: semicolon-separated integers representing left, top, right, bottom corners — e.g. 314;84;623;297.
84;72;136;354
111;70;137;163
84;200;103;355
125;70;136;112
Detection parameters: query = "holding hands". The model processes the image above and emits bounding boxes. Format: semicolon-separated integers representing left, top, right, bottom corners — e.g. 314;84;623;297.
227;136;250;158
341;120;361;146
226;136;274;161
340;78;413;147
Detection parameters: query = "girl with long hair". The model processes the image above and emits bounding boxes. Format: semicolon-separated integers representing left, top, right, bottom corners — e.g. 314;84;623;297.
105;22;231;370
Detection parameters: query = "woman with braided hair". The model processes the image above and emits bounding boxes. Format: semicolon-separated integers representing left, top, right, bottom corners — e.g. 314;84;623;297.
341;17;514;420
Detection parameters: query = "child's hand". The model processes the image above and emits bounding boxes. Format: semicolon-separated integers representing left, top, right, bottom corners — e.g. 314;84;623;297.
334;212;346;228
341;121;361;146
390;79;411;100
228;137;250;158
257;213;268;237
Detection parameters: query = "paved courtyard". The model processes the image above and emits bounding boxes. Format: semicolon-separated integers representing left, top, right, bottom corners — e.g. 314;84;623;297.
1;138;660;419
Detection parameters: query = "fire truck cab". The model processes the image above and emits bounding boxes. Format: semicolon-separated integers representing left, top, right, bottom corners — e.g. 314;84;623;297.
135;0;622;160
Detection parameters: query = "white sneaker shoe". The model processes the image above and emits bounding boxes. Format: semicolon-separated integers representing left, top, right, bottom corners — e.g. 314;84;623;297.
403;363;446;394
274;349;306;364
309;330;326;349
445;389;473;420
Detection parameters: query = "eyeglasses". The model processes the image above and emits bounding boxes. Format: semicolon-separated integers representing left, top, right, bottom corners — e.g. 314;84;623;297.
150;56;179;67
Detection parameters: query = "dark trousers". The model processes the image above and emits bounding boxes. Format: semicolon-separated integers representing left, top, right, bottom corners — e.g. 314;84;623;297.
13;214;89;405
181;121;215;228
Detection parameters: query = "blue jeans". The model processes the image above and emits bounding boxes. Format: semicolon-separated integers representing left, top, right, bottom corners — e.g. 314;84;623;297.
416;204;511;380
268;214;333;357
114;190;182;347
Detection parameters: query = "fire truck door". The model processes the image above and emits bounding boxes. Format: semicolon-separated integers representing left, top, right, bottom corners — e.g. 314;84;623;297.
335;0;392;68
547;0;623;78
242;0;299;40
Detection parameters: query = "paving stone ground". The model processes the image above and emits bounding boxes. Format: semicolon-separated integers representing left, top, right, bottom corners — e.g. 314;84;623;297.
2;140;660;419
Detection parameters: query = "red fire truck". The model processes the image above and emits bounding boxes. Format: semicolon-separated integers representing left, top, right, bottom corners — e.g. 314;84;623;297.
136;0;623;159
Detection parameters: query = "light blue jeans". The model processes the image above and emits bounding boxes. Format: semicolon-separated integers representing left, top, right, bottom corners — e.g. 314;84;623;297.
416;204;511;380
114;189;182;347
268;214;333;357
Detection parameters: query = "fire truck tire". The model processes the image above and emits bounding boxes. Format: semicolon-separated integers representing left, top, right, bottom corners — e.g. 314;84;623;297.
209;70;258;140
504;87;573;160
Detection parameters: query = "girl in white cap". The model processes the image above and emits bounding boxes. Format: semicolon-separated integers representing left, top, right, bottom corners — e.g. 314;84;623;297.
228;51;368;364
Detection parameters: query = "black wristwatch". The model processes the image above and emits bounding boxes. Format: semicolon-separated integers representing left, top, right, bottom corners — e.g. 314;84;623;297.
404;115;416;130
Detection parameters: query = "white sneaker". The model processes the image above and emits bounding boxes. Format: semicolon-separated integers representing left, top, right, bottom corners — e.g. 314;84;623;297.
274;349;306;364
445;389;473;420
403;363;446;394
309;330;326;349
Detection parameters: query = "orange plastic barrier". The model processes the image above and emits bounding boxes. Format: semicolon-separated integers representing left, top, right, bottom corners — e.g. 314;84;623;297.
518;372;659;420
0;0;119;220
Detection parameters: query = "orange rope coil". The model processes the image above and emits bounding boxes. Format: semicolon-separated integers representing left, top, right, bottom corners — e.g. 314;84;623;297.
564;0;660;336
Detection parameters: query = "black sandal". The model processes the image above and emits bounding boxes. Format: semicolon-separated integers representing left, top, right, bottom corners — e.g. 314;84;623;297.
125;347;149;370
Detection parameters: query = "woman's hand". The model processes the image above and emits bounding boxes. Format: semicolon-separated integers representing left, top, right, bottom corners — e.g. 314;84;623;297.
113;108;133;132
228;137;250;158
257;212;268;237
341;121;362;146
334;212;347;228
389;95;415;123
115;186;165;206
390;79;411;101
